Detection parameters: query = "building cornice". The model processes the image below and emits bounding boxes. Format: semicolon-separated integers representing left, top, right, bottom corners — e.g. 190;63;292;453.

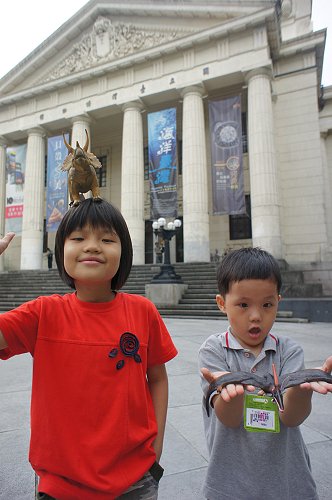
0;1;267;92
0;6;278;106
277;29;326;87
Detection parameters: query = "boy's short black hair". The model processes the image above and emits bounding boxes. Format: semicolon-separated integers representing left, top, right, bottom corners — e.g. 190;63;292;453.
216;247;282;295
55;198;133;290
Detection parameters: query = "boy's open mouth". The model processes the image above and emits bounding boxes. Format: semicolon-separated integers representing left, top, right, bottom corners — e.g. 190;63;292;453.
249;327;261;335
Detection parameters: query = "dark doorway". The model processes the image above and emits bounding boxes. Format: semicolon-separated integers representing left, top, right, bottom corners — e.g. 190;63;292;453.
145;220;154;264
175;216;183;262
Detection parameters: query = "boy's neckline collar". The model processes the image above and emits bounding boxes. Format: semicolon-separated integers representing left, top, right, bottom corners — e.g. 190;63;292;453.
224;327;278;353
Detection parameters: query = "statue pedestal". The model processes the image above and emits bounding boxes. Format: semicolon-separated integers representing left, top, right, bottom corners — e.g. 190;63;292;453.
145;283;188;306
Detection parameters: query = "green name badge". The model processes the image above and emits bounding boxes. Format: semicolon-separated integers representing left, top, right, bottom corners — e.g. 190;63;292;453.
244;394;280;433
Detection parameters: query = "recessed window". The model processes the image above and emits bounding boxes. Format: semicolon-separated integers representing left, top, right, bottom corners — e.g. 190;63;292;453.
229;194;252;240
144;146;149;180
44;156;48;187
177;140;182;176
97;155;107;187
242;112;248;154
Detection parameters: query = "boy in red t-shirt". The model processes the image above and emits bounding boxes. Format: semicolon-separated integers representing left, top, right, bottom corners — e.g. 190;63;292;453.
0;199;177;499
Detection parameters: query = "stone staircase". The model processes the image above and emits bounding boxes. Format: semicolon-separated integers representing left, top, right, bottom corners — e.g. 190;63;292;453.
1;262;330;322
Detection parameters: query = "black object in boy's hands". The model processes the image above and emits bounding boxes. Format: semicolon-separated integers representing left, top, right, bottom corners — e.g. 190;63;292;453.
205;365;332;416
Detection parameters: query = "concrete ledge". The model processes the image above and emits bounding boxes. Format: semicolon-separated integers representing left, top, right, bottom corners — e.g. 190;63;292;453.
145;283;188;306
279;298;332;323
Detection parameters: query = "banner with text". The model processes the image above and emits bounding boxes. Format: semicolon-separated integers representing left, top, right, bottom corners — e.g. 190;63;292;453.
148;107;177;219
209;96;245;215
5;144;27;234
46;135;69;232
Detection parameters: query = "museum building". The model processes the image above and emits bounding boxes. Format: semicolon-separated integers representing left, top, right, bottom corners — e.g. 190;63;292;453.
0;0;332;284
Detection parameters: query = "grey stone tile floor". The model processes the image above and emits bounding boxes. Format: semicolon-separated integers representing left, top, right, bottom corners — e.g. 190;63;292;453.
1;318;331;499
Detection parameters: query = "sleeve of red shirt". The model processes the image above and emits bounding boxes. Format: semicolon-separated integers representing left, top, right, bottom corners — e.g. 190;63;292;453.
0;298;41;359
146;300;178;367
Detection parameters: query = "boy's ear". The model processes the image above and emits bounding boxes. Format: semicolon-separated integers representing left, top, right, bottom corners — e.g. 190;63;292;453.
216;294;226;313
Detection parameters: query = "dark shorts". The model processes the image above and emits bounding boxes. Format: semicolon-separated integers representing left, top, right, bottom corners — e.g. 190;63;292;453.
37;462;164;500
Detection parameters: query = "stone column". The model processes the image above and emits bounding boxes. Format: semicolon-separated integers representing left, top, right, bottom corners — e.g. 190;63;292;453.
68;115;92;203
71;115;91;150
246;69;282;258
121;102;145;265
181;86;210;262
321;131;332;253
0;137;6;271
21;128;45;269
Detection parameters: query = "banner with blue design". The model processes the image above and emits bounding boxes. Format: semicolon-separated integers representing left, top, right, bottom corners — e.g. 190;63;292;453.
46;135;69;232
148;108;177;219
209;96;246;215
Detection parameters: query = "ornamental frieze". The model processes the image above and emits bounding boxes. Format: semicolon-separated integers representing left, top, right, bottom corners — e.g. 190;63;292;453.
40;17;189;83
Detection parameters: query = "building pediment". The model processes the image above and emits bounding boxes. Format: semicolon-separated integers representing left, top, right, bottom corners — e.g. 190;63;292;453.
38;17;192;84
0;0;280;98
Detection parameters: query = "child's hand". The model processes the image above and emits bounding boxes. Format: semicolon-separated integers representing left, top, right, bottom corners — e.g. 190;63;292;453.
299;356;332;394
322;356;332;373
201;367;255;403
0;232;15;256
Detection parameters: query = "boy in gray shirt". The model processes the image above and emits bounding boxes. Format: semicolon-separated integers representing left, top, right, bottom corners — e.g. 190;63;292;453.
199;248;332;500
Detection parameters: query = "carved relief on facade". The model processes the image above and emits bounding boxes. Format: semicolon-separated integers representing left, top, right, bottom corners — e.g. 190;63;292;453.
40;17;189;83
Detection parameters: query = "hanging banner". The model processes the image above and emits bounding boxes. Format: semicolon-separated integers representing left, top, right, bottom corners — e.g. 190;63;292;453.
46;135;69;232
148;107;177;219
5;144;27;234
209;96;246;215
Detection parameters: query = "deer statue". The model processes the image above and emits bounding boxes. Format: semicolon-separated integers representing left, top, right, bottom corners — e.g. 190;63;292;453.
61;129;102;206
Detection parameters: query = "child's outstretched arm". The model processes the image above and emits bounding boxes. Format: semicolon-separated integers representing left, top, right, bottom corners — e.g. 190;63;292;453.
147;364;169;462
298;356;332;394
0;233;15;350
0;232;15;256
322;356;332;373
280;356;332;427
201;368;255;427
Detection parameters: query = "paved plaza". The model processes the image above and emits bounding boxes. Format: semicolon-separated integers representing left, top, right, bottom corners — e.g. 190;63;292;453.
1;317;332;499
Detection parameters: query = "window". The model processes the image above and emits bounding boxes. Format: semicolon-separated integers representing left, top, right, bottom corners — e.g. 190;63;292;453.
177;140;182;175
43;219;48;251
229;194;252;240
241;112;247;154
44;156;48;187
97;155;107;187
144;146;149;180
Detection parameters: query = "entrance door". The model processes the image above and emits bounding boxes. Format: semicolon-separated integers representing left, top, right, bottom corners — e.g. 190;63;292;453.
175;216;183;262
145;220;154;264
145;217;183;264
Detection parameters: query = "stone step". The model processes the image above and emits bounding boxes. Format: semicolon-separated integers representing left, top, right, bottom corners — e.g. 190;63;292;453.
0;263;328;322
157;308;308;323
158;303;293;316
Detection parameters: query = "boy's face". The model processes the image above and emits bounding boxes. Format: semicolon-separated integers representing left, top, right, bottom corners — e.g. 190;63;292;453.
216;279;280;356
64;224;121;290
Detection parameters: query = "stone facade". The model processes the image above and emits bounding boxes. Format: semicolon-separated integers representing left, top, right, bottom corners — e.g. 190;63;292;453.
0;0;331;271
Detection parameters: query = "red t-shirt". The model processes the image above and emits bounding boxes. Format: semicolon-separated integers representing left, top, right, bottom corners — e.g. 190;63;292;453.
0;292;177;499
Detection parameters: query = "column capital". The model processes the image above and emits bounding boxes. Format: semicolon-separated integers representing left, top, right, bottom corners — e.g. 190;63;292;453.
180;84;206;99
122;100;144;113
244;67;272;84
27;126;45;137
281;0;292;18
71;113;93;125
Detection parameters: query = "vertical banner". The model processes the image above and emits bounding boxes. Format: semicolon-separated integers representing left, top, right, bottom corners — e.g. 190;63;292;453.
148;107;177;219
209;96;245;215
46;135;69;232
5;144;27;234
